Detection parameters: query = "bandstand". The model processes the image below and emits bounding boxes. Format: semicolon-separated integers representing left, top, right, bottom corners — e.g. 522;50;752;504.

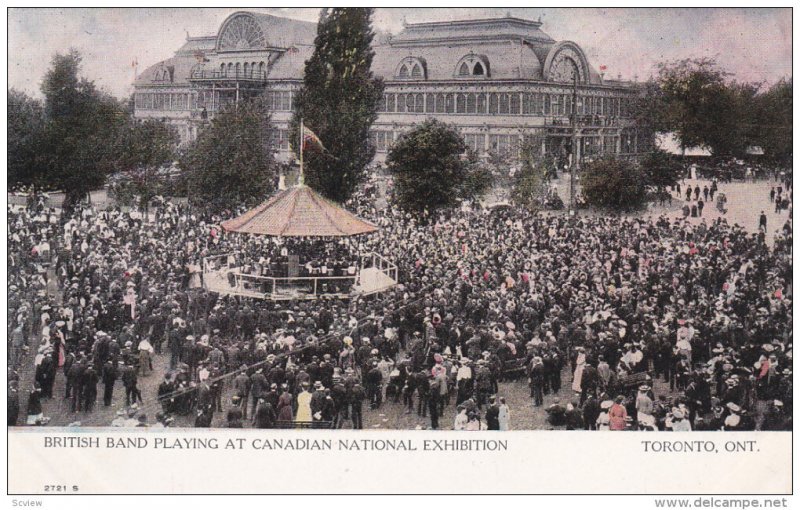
202;184;398;300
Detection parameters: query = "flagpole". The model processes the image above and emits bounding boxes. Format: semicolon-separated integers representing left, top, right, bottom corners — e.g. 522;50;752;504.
299;118;305;186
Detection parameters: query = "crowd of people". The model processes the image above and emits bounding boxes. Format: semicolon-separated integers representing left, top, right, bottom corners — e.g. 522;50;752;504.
7;165;793;431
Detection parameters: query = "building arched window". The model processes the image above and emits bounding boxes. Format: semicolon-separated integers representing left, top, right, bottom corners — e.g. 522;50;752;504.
425;93;436;113
406;93;415;112
477;93;487;113
235;63;241;76
498;93;510;114
510;93;520;114
243;63;250;76
415;93;424;113
466;93;476;114
435;93;445;114
258;61;265;76
489;93;498;114
220;63;226;75
445;93;455;113
396;57;427;80
456;93;466;113
227;63;233;74
455;54;490;78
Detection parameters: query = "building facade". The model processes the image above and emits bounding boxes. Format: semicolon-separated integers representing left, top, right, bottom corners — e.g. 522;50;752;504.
133;11;650;163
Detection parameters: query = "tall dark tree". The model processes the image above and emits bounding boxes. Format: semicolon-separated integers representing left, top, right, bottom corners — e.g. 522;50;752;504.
655;58;753;157
753;79;792;165
181;97;277;214
386;119;490;214
37;49;129;208
582;156;648;212
109;119;179;210
8;89;45;190
640;148;684;189
290;8;384;202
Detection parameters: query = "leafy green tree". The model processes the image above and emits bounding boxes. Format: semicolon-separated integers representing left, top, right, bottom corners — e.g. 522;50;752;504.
655;58;753;157
753;79;792;164
37;49;129;209
511;140;552;211
640;148;684;189
581;156;647;212
386;119;490;214
109;119;179;210
290;8;384;202
8;89;45;190
181;98;277;214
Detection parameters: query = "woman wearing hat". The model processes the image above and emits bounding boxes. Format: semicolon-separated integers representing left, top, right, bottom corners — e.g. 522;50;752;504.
722;403;744;431
596;400;613;430
609;396;628;431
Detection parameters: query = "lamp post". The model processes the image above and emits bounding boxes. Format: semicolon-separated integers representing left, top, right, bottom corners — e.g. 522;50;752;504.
569;73;581;216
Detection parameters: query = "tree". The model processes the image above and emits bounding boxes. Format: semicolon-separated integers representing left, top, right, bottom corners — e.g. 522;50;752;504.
8;89;45;190
37;49;129;209
386;119;489;214
290;8;384;202
581;156;648;212
640;148;684;189
181;97;277;214
753;79;792;165
655;58;754;158
109;119;179;210
511;140;552;211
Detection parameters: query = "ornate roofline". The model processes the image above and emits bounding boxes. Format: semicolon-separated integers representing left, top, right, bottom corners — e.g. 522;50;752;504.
403;16;544;29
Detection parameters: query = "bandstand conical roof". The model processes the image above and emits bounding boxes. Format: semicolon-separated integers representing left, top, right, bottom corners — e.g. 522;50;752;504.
221;185;379;237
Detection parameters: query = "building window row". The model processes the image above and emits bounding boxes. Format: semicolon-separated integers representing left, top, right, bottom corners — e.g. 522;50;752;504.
265;90;294;111
369;130;396;152
272;129;291;150
377;91;634;117
219;61;267;78
136;92;190;111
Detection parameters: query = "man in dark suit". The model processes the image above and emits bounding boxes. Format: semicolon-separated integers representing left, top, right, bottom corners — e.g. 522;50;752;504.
101;360;117;407
485;396;500;430
580;362;599;405
529;357;545;407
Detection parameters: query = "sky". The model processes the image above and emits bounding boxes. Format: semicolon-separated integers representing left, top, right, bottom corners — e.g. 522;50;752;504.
7;7;793;99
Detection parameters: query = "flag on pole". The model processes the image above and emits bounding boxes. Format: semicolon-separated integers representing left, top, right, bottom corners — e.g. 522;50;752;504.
302;126;326;152
599;65;607;71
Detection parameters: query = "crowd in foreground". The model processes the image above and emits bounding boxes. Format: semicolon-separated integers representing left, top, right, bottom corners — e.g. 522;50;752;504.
7;167;793;431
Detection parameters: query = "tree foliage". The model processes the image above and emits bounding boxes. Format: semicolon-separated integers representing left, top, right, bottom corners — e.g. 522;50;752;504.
386;119;490;214
108;119;180;209
30;50;131;207
181;97;277;214
290;8;384;203
511;140;552;211
8;89;45;190
652;58;761;158
640;148;684;188
581;156;648;212
752;79;792;164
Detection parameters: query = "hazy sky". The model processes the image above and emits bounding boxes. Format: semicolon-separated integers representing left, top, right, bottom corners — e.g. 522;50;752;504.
8;7;792;99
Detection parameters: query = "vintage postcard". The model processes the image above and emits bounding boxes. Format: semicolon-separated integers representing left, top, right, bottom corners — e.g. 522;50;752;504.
6;5;793;499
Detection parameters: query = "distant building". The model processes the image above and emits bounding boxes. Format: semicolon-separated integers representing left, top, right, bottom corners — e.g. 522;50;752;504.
133;11;651;163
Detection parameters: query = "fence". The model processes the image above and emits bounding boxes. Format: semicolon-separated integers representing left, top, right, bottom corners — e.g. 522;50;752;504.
203;251;398;300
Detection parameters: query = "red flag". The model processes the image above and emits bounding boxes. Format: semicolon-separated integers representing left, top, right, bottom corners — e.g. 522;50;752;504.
302;126;326;152
599;65;607;71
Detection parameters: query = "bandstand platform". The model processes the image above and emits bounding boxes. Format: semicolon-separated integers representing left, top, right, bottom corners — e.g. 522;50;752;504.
202;184;398;301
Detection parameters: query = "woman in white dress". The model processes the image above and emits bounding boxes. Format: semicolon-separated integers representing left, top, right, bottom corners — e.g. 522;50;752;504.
498;397;510;431
572;347;586;393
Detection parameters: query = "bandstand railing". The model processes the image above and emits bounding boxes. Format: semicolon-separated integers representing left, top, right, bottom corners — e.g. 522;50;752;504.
202;251;396;300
